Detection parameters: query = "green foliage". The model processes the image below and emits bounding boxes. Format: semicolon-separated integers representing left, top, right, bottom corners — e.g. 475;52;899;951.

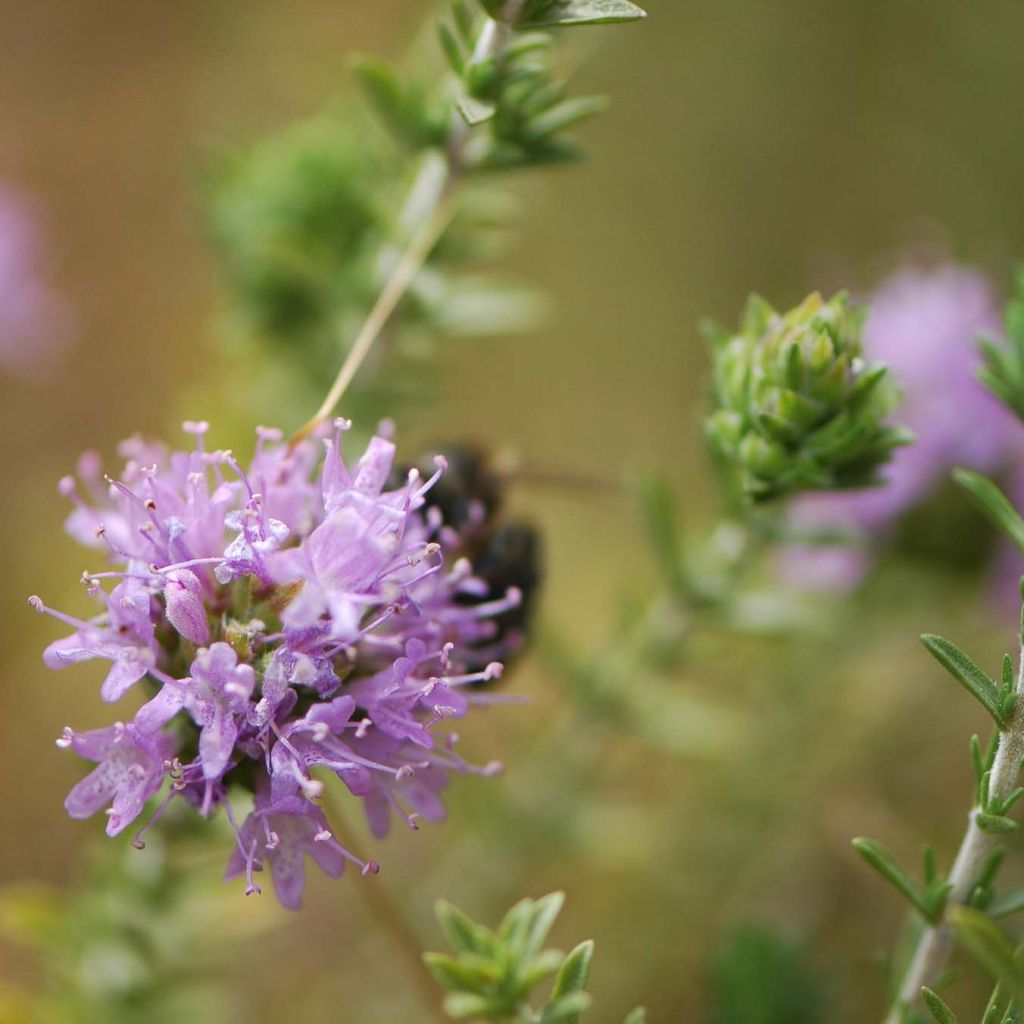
988;887;1024;920
954;470;1024;555
862;581;1024;1020
0;824;249;1024
950;908;1024;1004
922;987;961;1024
852;839;952;924
637;476;709;607
207;104;536;417
352;56;449;150
207;0;644;422
704;291;909;502
426;892;645;1023
442;7;616;170
705;922;825;1024
209;111;385;347
207;109;409;415
978;268;1024;423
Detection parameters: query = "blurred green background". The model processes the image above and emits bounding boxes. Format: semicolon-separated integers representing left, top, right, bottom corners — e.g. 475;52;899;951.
4;1;1024;1020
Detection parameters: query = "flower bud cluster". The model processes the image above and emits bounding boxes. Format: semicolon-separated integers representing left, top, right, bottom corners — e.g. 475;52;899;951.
706;291;908;501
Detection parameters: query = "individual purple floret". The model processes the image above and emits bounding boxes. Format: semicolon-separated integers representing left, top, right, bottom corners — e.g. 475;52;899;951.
59;723;176;837
225;793;364;909
33;420;524;907
0;185;74;376
780;264;1019;589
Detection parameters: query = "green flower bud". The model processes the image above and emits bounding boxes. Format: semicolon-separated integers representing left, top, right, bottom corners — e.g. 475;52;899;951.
705;291;909;502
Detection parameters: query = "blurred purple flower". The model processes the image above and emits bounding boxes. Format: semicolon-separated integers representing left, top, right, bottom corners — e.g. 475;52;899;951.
33;420;523;907
780;264;1018;590
0;186;73;376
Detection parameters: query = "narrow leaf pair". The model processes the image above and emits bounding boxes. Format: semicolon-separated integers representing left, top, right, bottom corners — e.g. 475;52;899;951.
851;839;951;925
921;634;1017;732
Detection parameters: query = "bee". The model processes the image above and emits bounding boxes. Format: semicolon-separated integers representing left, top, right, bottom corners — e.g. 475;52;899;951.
462;521;541;650
397;444;543;675
415;444;504;546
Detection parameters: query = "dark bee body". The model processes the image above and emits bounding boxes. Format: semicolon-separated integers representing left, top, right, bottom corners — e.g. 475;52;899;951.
395;444;542;676
460;522;541;641
418;444;503;541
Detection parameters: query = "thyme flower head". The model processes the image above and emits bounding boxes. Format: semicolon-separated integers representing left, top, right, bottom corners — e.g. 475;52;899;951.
33;420;524;908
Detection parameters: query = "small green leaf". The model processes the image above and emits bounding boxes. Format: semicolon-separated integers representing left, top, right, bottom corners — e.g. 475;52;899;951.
973;735;988;790
352;56;406;120
977;813;1019;834
993;788;1024;816
550;940;594;1003
438;22;465;74
524;892;566;958
921;634;1006;727
972;849;1008;909
922;986;960;1024
456;94;497;126
950;907;1024;1001
853;837;942;923
528;95;608;140
484;0;646;26
423;952;491;994
436;899;489;955
638;477;702;604
622;1010;647;1024
990;887;1024;919
954;470;1024;553
541;992;593;1023
442;992;502;1020
451;0;476;43
522;948;567;989
499;896;536;953
351;56;437;149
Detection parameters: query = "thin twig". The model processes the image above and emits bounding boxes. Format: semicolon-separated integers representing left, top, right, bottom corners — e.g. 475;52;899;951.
289;199;454;447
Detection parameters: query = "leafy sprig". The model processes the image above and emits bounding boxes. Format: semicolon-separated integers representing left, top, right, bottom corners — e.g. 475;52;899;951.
855;567;1024;1021
854;282;1024;1023
0;823;253;1024
425;893;646;1023
210;0;646;428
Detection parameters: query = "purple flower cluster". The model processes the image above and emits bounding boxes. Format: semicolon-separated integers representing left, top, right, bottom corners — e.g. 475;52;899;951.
33;420;522;908
780;264;1021;590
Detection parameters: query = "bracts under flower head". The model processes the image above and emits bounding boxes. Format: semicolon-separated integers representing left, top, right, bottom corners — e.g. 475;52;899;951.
33;420;530;907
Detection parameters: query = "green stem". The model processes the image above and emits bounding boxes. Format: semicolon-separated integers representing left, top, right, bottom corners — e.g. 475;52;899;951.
290;196;454;446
